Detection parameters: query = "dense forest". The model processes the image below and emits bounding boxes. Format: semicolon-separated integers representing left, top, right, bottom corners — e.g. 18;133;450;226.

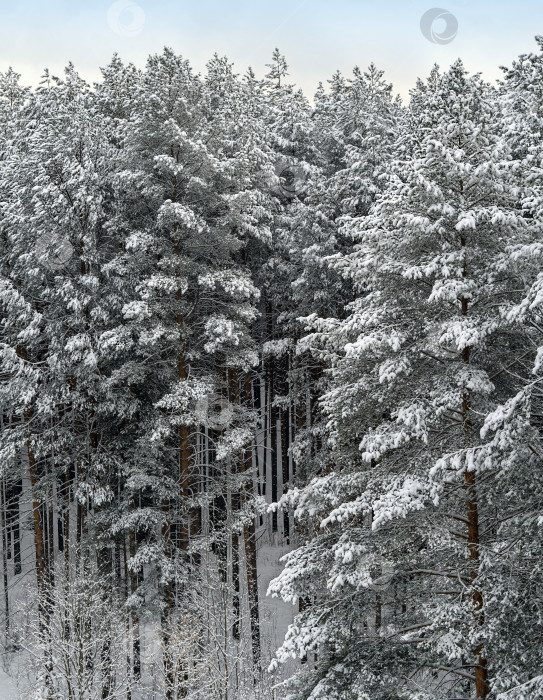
0;36;542;700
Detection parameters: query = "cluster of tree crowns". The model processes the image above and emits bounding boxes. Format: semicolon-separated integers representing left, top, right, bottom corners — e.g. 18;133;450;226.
0;36;543;700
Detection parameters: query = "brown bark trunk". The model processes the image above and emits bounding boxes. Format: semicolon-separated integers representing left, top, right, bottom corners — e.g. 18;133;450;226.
280;355;290;542
27;434;46;595
7;478;22;575
464;467;488;698
16;347;47;598
129;531;141;681
77;487;86;545
0;476;10;637
265;300;279;533
295;361;305;481
47;478;55;587
243;372;260;670
64;465;70;569
269;360;278;532
231;371;241;641
26;424;54;692
178;352;191;553
123;535;133;700
101;631;113;700
98;546;113;700
161;497;175;699
296;362;311;619
254;365;265;528
460;228;489;699
310;363;323;459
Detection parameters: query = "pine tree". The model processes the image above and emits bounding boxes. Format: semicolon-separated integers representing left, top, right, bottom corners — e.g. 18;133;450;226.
270;60;537;700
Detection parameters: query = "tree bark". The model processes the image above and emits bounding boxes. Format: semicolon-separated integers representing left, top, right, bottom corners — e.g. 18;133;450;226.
129;530;141;681
280;355;290;542
7;478;22;575
0;475;10;638
231;370;241;641
243;372;260;671
460;228;489;699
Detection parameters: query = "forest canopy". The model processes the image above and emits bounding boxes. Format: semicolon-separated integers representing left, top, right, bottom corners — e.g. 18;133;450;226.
0;39;543;700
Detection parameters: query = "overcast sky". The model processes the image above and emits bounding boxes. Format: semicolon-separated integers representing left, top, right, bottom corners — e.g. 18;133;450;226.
1;0;542;100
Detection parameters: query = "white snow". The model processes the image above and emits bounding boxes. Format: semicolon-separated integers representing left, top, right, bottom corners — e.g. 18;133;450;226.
0;668;16;699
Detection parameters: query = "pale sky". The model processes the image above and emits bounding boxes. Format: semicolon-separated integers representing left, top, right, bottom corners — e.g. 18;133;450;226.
0;0;542;101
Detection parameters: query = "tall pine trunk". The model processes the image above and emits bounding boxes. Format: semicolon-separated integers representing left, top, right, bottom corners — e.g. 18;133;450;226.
267;301;278;533
231;370;241;642
460;229;489;699
129;530;141;682
243;372;260;671
280;354;290;542
0;474;10;638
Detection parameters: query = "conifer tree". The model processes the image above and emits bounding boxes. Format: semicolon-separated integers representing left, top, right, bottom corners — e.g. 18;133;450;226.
270;60;537;700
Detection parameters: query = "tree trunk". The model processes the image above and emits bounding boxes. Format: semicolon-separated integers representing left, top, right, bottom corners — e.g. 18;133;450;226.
460;228;489;699
17;346;47;600
26;434;46;596
280;355;290;542
123;535;133;700
7;478;22;575
243;372;260;671
64;464;70;570
269;357;278;532
129;530;141;682
47;472;55;588
231;370;241;641
179;352;191;554
26;425;54;694
0;476;10;638
99;546;113;700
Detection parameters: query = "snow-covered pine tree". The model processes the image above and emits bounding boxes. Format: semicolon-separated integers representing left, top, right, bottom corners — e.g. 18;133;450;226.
0;67;30;639
270;60;538;700
103;47;273;696
470;38;543;699
0;63;133;691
